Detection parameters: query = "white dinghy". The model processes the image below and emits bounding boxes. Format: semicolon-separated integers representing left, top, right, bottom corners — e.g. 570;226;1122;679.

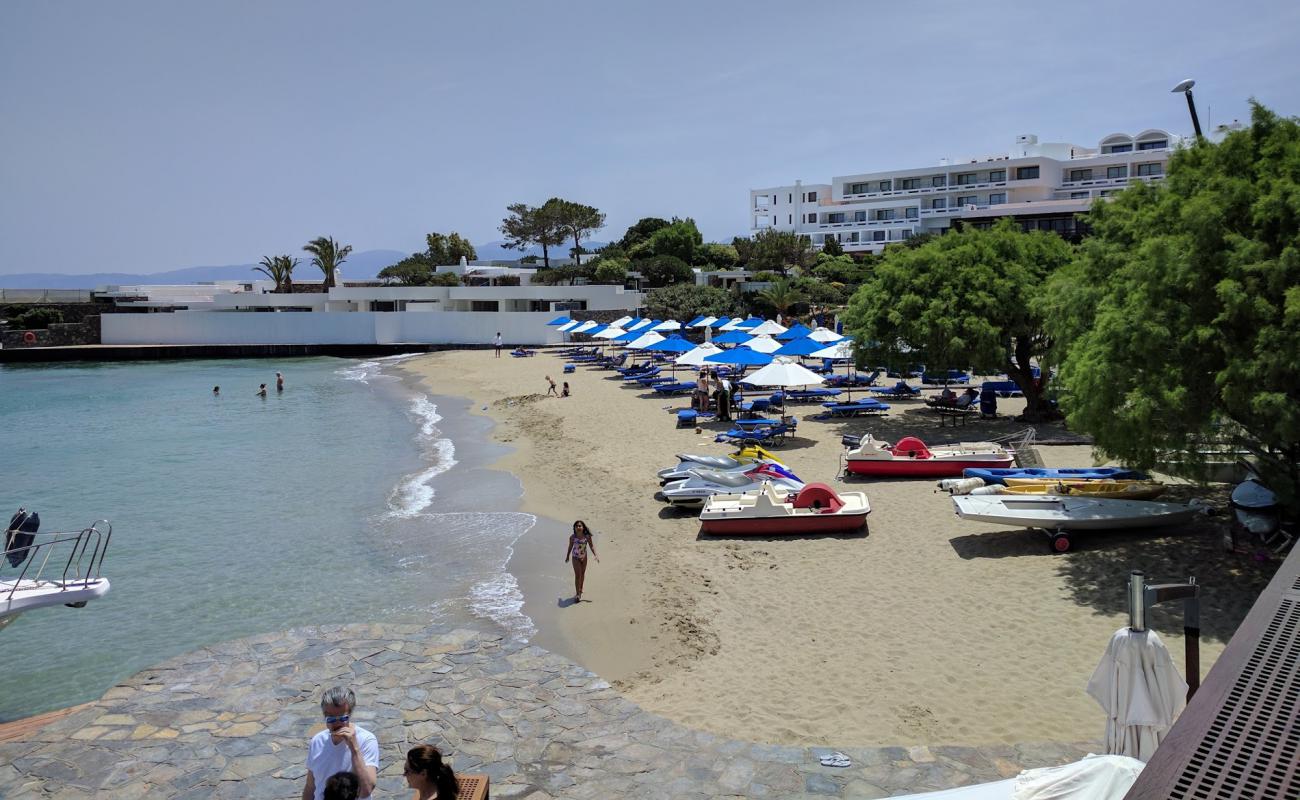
951;495;1195;552
2;517;112;631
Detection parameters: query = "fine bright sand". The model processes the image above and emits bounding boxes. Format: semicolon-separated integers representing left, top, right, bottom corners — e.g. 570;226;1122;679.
401;349;1263;747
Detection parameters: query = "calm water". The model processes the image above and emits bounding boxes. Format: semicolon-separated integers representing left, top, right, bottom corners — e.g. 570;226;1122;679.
0;356;534;721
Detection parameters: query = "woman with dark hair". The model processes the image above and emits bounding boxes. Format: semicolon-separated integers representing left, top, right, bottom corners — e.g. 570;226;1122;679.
403;744;459;800
563;520;599;602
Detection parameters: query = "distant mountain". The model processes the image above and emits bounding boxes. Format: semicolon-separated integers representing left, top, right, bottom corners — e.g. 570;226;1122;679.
0;250;408;289
473;240;610;262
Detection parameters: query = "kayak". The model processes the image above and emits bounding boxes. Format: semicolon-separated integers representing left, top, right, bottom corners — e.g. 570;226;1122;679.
999;481;1167;500
962;467;1148;485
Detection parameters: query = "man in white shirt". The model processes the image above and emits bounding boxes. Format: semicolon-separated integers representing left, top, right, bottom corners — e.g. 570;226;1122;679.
302;686;379;800
494;331;503;358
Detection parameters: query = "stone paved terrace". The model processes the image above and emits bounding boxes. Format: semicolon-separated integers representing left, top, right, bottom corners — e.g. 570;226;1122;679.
0;623;1098;798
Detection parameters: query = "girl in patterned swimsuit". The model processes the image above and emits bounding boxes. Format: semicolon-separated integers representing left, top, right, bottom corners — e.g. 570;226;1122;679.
563;520;599;602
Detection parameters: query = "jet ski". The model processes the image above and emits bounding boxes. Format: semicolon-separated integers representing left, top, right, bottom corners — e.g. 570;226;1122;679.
657;444;784;484
658;462;804;508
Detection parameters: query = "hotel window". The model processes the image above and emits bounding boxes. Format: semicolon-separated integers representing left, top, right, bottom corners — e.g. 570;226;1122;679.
807;213;818;223
1108;144;1132;153
1136;163;1163;176
872;230;886;242
905;207;919;219
988;193;1006;205
789;194;793;203
989;170;1006;182
878;180;892;192
828;213;845;223
754;194;772;208
807;191;818;201
854;210;866;222
1016;165;1040;180
788;215;792;224
1070;191;1089;199
875;209;896;221
849;232;860;242
955;172;977;185
956;195;977;206
1069;169;1092;182
931;176;946;187
1137;140;1168;150
848;182;869;194
899;178;920;190
898;229;914;240
931;198;946;209
1107;165;1128;179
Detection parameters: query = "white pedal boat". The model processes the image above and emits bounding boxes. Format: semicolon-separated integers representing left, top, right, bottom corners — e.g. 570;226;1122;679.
699;482;870;535
951;495;1195;552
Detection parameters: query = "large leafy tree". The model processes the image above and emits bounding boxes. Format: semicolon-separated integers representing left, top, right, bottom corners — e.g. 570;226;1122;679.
253;254;298;293
593;257;629;285
425;232;477;264
303;236;351;289
749;229;813;276
618;217;671;251
377;256;433;286
642;217;703;264
500;203;565;268
696;243;739;271
843;219;1074;420
636;254;694;288
1045;103;1300;504
644;283;734;322
756;279;808;318
547;199;605;263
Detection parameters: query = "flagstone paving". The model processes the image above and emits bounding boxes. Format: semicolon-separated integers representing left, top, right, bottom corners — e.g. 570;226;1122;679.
0;623;1098;798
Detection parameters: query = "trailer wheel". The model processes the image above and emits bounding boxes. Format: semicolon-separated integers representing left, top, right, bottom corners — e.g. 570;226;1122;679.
1051;531;1072;553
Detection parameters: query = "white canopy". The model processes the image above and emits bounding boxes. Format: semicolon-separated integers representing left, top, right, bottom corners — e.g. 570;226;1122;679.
692;316;718;328
652;319;682;331
592;326;626;340
717;317;745;331
807;327;843;343
624;331;666;350
1087;628;1188;761
557;320;581;332
570;320;599;334
888;754;1145;800
609;315;634;328
740;357;827;387
748;320;787;336
674;342;723;366
810;340;854;360
626;319;655;332
742;335;783;354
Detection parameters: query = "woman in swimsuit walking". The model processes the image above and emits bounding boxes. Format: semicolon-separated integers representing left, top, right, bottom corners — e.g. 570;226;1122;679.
564;520;599;601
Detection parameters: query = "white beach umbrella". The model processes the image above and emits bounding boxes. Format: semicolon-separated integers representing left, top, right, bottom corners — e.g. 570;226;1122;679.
625;318;654;333
810;339;854;360
557;320;581;332
807;327;844;343
740;357;827;388
748;319;788;336
592;326;626;340
1086;628;1188;761
717;317;745;331
693;315;718;328
674;342;723;367
652;319;682;331
742;334;783;354
610;315;634;328
624;331;666;350
570;320;599;334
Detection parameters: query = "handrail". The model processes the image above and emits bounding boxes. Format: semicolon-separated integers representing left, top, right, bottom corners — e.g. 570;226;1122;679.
2;521;112;606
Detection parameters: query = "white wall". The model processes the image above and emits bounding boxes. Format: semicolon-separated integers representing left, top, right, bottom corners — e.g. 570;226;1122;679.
101;311;568;345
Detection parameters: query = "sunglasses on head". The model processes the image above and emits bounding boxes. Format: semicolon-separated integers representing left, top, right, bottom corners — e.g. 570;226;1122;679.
323;713;350;725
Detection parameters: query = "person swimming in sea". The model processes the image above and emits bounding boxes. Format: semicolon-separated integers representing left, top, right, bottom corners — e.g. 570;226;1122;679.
213;386;220;396
256;384;268;397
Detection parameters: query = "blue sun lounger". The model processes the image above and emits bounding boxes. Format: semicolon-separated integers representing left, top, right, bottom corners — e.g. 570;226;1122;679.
869;381;921;398
715;417;798;446
783;388;842;402
815;399;891;418
653;381;697;395
623;367;661;382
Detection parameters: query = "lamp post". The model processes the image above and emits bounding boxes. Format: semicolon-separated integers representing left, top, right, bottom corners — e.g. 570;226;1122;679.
1171;79;1204;140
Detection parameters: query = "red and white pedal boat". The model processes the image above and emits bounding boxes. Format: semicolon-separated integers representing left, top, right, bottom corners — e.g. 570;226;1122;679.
699;482;870;535
843;435;1014;478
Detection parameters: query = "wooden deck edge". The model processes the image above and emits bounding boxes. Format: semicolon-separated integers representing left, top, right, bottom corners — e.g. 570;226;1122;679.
0;702;97;743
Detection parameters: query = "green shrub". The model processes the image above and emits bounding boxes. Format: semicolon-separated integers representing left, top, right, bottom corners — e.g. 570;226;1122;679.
11;308;64;329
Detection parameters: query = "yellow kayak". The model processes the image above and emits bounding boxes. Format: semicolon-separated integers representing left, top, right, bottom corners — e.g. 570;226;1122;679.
1001;481;1166;500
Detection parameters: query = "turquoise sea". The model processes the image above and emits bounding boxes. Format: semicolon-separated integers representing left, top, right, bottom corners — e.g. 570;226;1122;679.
0;356;534;721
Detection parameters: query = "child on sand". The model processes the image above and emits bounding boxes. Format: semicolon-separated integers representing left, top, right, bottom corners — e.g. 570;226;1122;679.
561;382;570;398
546;375;558;397
563;520;599;601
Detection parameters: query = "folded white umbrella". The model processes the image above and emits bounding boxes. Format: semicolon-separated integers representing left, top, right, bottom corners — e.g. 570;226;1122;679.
692;316;718;328
570;320;599;334
740;357;827;387
1087;628;1188;761
609;315;634;328
674;343;723;366
557;320;581;332
748;319;787;336
652;319;682;331
742;334;783;354
810;340;854;360
807;327;843;343
717;317;745;331
592;326;626;340
624;331;666;350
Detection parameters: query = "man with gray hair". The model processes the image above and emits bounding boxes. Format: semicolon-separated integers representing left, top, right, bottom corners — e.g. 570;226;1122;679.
302;686;379;800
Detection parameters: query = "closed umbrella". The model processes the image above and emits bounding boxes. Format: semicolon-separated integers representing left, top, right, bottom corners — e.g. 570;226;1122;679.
1086;628;1188;761
748;319;787;336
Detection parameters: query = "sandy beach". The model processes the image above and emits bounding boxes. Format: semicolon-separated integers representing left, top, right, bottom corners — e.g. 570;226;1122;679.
399;348;1270;747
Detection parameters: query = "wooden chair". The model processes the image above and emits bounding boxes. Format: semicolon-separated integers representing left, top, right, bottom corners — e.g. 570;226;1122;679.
457;773;490;800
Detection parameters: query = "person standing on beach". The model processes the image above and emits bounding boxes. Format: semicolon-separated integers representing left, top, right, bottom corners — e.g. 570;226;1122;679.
564;520;599;601
276;372;285;392
494;331;502;358
303;687;379;800
546;375;558;397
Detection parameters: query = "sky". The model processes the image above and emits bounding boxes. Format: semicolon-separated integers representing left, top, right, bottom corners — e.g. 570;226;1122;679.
2;0;1298;276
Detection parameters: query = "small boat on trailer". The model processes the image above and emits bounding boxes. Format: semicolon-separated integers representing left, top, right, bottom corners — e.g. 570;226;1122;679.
950;495;1195;552
700;482;870;535
2;517;112;631
844;435;1014;478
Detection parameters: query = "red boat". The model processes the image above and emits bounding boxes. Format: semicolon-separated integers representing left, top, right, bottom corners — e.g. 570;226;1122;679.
843;435;1014;478
699;483;870;535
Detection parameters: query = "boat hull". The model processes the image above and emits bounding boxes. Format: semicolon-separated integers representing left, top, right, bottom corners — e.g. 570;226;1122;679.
1;578;111;619
700;513;868;536
846;456;1014;478
951;496;1195;531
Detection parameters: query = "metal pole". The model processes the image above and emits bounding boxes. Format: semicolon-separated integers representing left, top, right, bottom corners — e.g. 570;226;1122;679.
1184;91;1204;140
1184;577;1201;700
1128;570;1146;632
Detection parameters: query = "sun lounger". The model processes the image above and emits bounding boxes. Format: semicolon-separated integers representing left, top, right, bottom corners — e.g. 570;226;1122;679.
676;409;716;427
653;381;697;395
815;399;891;419
623;367;661;382
980;380;1023;398
784;388;842;402
869;382;922;398
921;370;970;385
715;417;799;446
457;774;490;800
826;370;881;388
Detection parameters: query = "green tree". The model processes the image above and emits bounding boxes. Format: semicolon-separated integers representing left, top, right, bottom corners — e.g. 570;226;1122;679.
428;270;461;286
844;219;1073;420
810;253;871;286
731;236;756;268
821;236;844;257
500;203;565;268
593;256;629;285
644;217;703;264
377;255;434;285
756;279;808;318
547;199;606;263
303;236;351;289
644;283;734;321
696;243;739;271
1045;103;1300;504
424;232;477;264
618;217;671;251
749;229;813;276
636;254;694;288
253;254;298;293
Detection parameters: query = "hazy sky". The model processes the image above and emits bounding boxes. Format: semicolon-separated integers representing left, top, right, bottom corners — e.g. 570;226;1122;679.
2;0;1297;275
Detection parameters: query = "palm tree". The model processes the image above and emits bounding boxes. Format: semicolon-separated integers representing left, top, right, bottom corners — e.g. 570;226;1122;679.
303;236;352;289
253;255;299;293
757;279;807;319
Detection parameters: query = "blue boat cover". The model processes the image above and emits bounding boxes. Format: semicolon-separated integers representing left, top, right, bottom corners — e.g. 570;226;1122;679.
962;467;1149;485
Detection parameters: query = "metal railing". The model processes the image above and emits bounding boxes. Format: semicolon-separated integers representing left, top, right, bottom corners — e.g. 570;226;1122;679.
2;520;112;606
0;289;95;303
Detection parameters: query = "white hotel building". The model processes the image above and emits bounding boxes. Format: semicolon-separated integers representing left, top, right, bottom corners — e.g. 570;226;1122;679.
750;129;1183;253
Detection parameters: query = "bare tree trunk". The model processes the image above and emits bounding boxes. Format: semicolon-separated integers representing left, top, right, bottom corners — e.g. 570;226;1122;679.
541;242;550;269
1005;337;1059;422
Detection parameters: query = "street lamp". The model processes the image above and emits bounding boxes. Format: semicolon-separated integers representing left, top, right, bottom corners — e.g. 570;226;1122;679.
1171;78;1204;140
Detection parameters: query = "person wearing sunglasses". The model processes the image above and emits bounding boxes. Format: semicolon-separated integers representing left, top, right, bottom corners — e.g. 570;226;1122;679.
303;687;379;800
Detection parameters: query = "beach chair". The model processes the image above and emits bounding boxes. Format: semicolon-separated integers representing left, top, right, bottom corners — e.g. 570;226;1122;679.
785;388;842;403
676;409;716;427
869;381;921;398
623;367;661;383
457;774;490;800
815;399;891;419
921;369;970;385
509;348;536;357
653;380;697;395
716;416;799;446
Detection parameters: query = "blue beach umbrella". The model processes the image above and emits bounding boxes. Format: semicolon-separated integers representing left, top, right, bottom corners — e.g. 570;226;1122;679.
704;347;774;366
774;337;824;357
712;330;754;345
643;335;696;353
733;317;764;330
777;323;813;341
685;314;707;327
585;323;608;336
546;315;571;326
707;317;732;328
613;328;642;342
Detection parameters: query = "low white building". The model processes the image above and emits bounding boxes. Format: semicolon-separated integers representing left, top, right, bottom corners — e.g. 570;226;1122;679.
750;129;1183;252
